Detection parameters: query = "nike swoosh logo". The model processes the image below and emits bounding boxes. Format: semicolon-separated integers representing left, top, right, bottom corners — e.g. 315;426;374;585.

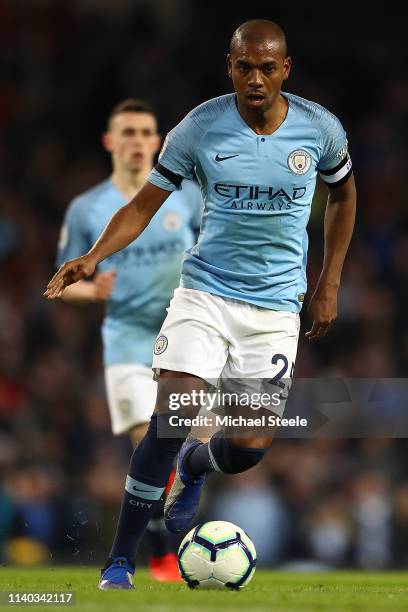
132;485;154;493
215;153;239;162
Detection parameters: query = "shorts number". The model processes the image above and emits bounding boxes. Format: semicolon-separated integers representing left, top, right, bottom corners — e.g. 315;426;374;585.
269;353;294;387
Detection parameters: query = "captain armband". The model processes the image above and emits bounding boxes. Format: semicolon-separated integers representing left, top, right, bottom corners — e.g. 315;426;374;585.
318;154;353;188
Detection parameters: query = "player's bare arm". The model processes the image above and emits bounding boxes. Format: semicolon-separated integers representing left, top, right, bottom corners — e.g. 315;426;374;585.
61;271;116;304
306;174;356;340
44;182;170;299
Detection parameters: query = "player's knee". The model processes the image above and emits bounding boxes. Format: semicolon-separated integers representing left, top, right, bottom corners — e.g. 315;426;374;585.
128;422;149;447
155;370;207;418
209;432;267;474
229;434;274;449
150;413;191;451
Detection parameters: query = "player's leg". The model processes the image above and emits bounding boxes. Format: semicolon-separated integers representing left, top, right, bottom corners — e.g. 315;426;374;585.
183;429;275;477
183;308;300;478
99;371;205;589
165;305;300;533
103;364;181;583
128;422;149;446
99;289;229;588
129;424;181;582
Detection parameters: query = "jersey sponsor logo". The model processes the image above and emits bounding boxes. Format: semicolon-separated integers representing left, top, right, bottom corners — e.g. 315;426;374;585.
162;212;182;232
154;335;168;355
215;153;239;162
214;183;307;210
287;149;312;175
112;239;185;265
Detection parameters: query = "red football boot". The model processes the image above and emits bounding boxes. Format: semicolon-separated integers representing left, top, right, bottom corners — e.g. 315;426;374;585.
149;552;182;582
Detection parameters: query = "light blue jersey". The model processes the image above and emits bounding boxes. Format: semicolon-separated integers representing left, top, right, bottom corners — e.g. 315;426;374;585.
149;92;352;313
57;178;202;366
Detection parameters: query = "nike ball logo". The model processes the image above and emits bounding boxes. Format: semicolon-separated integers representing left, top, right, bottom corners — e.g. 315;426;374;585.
215;153;239;162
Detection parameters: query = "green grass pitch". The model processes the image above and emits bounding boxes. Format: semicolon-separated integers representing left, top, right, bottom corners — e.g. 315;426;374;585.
1;567;408;611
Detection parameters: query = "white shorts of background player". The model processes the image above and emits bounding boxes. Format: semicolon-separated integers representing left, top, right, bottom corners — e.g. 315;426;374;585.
105;363;157;435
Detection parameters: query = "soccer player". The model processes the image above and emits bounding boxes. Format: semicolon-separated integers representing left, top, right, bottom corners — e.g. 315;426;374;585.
45;20;356;589
55;98;203;581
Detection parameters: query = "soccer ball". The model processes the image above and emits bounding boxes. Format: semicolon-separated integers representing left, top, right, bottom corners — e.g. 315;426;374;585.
178;521;256;589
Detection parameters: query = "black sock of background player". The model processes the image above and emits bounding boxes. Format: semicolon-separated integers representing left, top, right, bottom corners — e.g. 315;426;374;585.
146;496;173;558
109;414;187;564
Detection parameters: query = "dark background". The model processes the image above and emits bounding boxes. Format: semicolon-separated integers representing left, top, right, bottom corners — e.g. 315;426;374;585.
1;0;407;568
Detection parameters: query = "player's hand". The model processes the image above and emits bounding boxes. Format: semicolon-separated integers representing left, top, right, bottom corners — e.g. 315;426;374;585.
93;270;116;301
44;254;97;299
305;286;338;341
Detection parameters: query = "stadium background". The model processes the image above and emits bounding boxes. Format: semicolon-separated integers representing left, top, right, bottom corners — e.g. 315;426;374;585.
1;0;407;569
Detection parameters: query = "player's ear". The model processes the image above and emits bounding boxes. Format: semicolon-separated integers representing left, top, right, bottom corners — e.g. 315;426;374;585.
283;56;292;81
226;53;232;79
102;131;113;153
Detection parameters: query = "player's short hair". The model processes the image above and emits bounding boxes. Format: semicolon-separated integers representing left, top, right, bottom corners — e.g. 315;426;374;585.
107;98;156;129
230;19;288;58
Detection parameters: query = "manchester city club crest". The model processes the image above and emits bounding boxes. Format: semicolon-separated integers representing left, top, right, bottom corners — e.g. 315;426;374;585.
288;149;312;175
162;212;182;232
154;335;168;355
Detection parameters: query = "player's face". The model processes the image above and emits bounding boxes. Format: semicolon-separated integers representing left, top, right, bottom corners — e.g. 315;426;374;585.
103;112;161;172
227;41;291;113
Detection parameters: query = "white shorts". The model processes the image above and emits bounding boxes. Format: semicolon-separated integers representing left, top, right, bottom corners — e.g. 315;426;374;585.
104;363;157;435
152;288;300;416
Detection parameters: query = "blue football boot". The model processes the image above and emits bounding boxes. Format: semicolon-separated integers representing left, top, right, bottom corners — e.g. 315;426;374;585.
98;556;135;590
164;438;206;534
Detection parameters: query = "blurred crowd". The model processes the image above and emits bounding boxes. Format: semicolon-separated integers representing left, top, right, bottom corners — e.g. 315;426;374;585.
1;0;407;567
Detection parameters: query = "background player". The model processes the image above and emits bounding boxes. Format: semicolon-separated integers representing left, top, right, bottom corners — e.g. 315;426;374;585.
46;20;356;589
56;98;203;581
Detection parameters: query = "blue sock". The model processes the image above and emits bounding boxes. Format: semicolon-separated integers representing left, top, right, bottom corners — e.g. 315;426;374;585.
109;414;188;563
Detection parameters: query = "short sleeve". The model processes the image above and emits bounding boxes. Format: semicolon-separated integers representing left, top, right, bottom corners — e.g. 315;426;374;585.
56;198;91;267
148;110;204;192
148;94;233;192
317;112;353;187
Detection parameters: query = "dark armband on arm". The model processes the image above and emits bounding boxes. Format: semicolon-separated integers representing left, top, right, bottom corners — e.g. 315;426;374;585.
155;163;183;188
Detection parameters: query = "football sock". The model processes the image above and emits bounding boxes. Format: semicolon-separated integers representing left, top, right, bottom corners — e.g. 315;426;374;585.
109;414;189;563
184;439;212;475
146;496;172;557
185;432;267;476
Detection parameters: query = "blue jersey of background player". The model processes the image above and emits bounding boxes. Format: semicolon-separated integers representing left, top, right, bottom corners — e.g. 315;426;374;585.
58;176;201;367
46;21;356;589
56;99;202;582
